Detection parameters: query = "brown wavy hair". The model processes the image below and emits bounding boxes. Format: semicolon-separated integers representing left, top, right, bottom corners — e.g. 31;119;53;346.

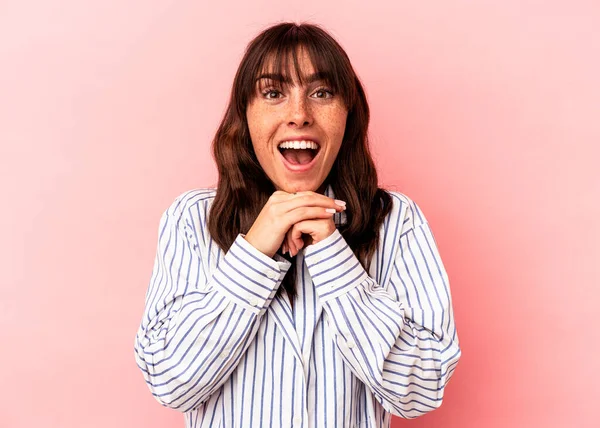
208;22;392;299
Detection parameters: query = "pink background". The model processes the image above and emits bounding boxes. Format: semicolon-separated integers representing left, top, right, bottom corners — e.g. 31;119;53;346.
1;1;598;427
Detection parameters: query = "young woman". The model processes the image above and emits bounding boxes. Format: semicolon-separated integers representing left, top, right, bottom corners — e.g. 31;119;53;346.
134;22;461;427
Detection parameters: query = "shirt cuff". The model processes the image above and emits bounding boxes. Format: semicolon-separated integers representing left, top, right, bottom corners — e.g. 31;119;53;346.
212;233;291;314
303;229;369;302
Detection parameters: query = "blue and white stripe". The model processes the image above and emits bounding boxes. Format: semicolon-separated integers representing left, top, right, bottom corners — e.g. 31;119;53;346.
134;186;461;427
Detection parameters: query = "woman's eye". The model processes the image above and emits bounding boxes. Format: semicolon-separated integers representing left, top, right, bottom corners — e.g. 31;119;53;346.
313;88;333;99
263;89;282;99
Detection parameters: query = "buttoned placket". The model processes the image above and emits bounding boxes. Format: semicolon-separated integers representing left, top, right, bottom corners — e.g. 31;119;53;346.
275;250;322;427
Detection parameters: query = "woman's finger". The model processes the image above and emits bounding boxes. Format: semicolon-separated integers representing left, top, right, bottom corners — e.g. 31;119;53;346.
292;218;337;247
286;206;338;227
290;229;300;257
291;225;304;254
288;231;297;256
277;192;346;215
283;230;291;256
286;230;294;256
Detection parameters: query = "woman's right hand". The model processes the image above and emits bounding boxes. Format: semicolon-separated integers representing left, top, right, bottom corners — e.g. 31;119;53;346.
244;190;346;259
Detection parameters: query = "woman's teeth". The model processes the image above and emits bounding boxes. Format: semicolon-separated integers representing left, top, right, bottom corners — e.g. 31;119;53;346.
278;140;319;150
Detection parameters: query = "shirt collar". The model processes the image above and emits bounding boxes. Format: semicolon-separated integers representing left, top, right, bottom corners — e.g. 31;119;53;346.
324;184;347;226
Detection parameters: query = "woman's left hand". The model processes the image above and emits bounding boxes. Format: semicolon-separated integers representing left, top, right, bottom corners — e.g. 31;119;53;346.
281;211;337;257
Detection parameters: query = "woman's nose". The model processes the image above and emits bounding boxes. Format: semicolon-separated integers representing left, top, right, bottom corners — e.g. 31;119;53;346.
287;94;312;127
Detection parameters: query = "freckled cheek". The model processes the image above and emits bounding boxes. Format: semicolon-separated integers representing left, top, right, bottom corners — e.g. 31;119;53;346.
253;113;279;139
328;113;348;142
247;115;277;153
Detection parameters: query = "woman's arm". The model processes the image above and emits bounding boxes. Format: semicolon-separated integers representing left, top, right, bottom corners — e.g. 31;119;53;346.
303;195;461;419
134;191;291;413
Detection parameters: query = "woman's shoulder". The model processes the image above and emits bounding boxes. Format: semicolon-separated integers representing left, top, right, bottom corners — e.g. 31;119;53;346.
173;187;218;205
381;188;429;230
161;187;218;221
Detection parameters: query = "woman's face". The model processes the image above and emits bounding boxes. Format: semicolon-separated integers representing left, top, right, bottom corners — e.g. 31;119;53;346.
246;49;348;194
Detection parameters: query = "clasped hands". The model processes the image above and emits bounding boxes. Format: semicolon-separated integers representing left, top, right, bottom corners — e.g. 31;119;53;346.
244;191;347;258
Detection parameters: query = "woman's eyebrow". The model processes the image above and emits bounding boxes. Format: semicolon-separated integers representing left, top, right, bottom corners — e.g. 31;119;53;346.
255;71;330;84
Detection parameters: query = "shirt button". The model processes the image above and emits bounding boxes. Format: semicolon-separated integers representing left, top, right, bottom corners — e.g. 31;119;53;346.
220;350;230;359
248;297;259;307
346;339;356;349
312;254;321;262
266;270;277;279
329;283;336;290
293;415;302;425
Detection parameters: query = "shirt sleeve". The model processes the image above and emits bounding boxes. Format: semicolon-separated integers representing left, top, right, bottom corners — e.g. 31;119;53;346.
303;198;461;419
134;193;291;413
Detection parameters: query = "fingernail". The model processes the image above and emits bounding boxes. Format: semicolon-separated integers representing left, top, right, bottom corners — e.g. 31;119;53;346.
325;208;336;213
334;200;346;207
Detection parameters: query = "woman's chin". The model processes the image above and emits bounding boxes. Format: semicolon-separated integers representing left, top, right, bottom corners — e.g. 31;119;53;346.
275;180;324;194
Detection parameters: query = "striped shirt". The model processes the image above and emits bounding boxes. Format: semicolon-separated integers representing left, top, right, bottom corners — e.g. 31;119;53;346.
134;185;461;427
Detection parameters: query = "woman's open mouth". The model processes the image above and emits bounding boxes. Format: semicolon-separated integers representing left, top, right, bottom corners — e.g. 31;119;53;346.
277;140;321;172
